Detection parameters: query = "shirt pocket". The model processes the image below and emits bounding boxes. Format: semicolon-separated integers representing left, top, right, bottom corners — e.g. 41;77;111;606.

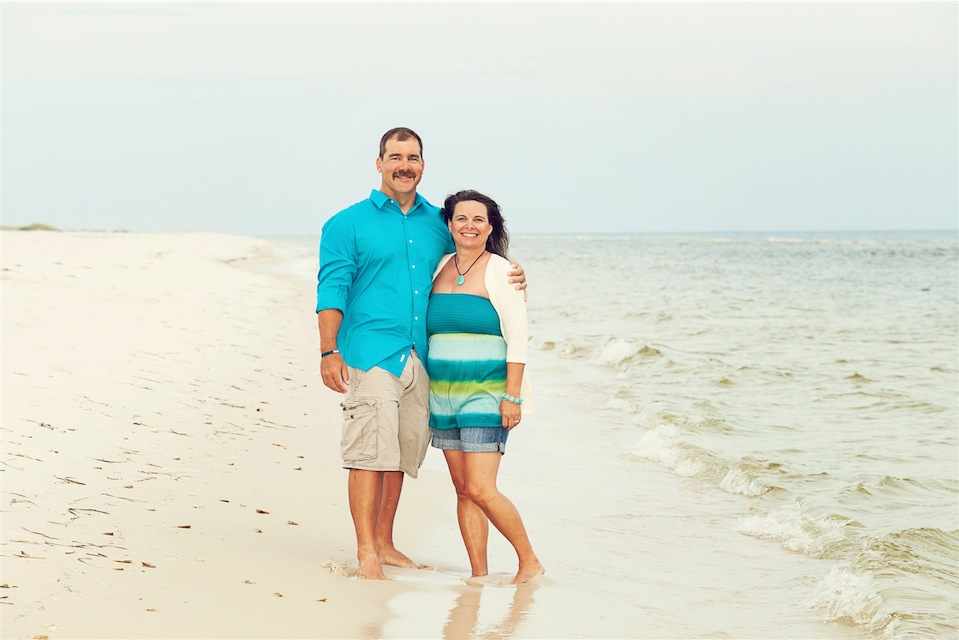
340;398;379;462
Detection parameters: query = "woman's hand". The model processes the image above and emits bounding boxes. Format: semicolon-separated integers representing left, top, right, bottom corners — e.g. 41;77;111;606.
500;399;523;430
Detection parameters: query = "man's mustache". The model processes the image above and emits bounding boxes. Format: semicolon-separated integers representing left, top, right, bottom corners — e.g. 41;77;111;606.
393;171;417;179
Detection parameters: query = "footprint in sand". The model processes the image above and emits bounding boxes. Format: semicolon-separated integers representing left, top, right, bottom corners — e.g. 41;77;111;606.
320;559;355;578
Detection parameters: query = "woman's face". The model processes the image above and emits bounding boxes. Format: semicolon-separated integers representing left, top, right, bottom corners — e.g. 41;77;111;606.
449;200;493;251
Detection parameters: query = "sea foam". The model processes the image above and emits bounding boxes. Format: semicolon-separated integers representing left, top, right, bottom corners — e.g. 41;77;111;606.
736;501;852;558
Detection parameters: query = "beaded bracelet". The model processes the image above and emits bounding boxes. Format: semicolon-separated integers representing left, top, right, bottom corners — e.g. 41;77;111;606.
501;392;523;405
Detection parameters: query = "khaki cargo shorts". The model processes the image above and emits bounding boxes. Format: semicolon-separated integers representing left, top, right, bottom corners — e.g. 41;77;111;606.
339;351;430;478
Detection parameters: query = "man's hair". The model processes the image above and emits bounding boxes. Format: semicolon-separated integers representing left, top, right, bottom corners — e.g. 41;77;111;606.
379;127;423;159
441;190;511;259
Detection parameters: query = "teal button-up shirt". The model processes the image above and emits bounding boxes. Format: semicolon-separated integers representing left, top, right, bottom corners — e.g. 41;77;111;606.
316;189;454;376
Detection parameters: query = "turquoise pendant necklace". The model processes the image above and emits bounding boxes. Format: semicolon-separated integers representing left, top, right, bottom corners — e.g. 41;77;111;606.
454;251;486;286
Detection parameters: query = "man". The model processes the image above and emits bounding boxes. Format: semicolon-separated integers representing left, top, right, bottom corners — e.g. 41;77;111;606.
316;127;524;579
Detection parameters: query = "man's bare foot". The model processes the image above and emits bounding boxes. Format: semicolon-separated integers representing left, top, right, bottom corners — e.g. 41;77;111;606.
512;560;545;584
378;546;433;570
356;553;387;580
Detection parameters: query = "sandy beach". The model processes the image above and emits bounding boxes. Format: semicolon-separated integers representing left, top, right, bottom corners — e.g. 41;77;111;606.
1;231;640;640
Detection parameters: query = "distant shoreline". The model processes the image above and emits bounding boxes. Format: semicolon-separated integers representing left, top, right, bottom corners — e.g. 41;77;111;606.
266;229;959;240
1;223;62;231
3;224;955;238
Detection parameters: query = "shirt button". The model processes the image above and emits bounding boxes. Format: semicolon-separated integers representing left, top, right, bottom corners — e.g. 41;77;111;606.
414;316;419;320
409;239;413;244
414;290;419;294
411;264;416;269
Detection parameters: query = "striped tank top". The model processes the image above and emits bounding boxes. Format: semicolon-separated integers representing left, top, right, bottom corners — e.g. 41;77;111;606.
427;294;507;429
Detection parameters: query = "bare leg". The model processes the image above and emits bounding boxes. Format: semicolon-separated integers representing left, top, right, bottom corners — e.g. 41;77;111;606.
348;468;387;580
375;470;431;569
443;450;490;577
464;452;544;584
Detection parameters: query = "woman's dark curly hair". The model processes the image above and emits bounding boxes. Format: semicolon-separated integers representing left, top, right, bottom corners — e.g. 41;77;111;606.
440;190;510;259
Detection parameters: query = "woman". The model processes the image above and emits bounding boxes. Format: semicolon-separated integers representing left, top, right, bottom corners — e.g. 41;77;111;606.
427;189;544;584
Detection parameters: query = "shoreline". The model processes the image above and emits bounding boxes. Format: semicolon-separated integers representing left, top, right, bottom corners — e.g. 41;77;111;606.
0;230;636;639
4;229;892;639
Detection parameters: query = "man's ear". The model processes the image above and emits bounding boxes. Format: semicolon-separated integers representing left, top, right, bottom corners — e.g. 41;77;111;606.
375;156;382;173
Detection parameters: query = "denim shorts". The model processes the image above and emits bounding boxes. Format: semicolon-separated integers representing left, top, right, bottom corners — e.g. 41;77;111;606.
430;427;509;454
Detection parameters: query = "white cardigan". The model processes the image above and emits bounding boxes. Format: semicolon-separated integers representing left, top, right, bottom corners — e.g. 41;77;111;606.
433;253;533;411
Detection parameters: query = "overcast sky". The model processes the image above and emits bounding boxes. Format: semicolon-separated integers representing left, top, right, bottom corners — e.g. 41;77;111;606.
2;1;956;236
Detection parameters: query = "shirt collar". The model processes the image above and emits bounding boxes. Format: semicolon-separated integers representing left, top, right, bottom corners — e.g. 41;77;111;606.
370;189;430;215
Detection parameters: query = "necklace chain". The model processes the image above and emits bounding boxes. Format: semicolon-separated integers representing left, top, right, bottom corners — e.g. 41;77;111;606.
454;251;486;286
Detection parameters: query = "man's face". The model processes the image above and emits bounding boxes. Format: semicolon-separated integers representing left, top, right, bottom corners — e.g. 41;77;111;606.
376;136;424;200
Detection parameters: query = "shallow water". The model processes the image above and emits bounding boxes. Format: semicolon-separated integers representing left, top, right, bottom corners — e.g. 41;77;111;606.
289;231;958;639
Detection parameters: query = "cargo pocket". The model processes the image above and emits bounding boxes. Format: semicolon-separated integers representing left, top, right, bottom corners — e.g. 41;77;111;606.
340;398;378;462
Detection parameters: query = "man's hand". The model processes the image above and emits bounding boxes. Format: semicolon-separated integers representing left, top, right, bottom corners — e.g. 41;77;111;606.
321;352;350;393
508;260;527;292
318;310;348;392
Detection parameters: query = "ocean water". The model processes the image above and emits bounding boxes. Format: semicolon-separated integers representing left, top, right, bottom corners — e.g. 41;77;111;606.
285;231;958;639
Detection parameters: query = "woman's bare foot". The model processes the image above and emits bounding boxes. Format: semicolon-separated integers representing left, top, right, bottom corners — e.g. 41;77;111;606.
465;574;496;587
378;546;433;570
512;560;545;584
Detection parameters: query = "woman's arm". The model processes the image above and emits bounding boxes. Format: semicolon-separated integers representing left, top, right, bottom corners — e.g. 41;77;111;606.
500;362;525;429
487;255;530;426
486;255;528;364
